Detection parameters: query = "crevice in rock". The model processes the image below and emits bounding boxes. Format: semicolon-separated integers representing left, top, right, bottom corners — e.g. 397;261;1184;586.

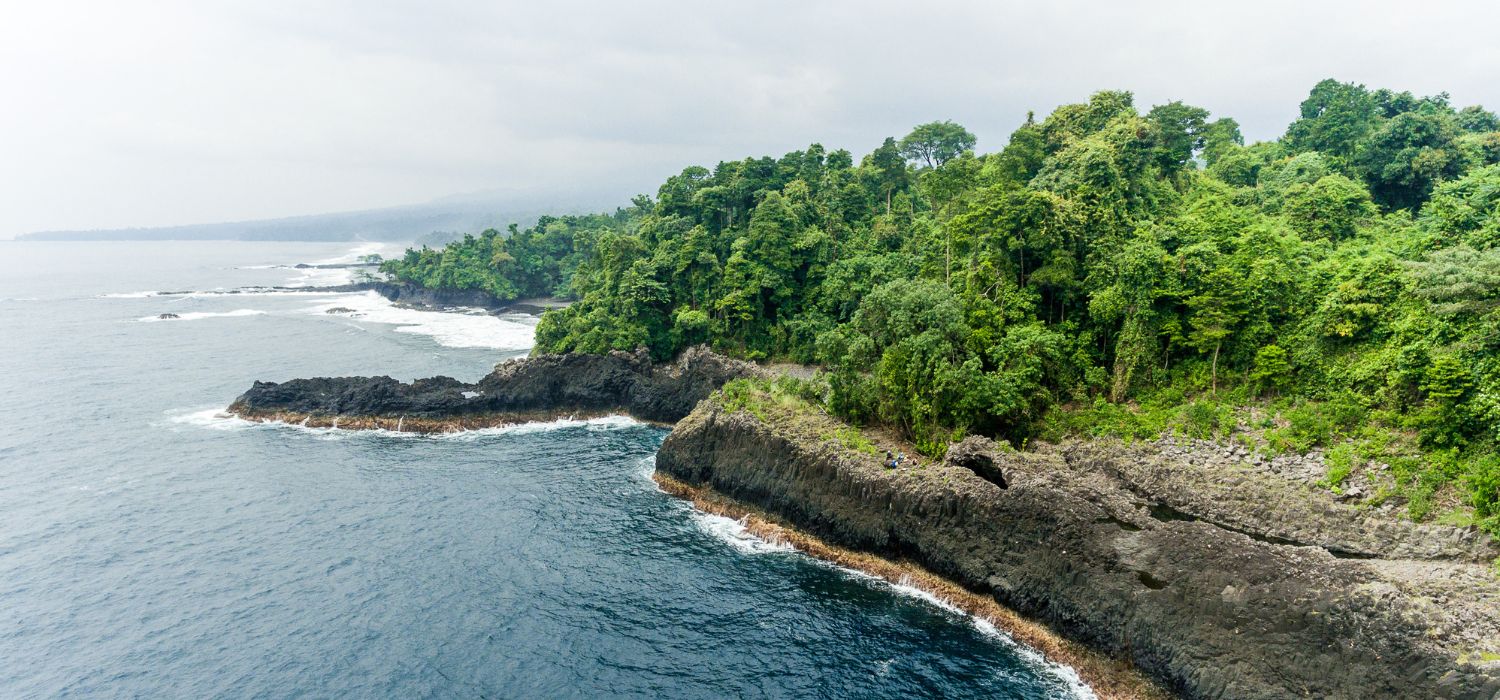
1143;500;1379;559
1137;571;1169;590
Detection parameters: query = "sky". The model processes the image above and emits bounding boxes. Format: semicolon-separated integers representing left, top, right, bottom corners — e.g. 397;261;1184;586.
3;0;1499;237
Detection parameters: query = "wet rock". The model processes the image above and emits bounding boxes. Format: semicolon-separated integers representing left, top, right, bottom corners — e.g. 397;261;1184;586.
157;313;180;319
324;307;357;315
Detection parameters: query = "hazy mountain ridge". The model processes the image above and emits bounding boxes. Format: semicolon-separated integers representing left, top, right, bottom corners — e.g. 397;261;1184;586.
18;190;618;242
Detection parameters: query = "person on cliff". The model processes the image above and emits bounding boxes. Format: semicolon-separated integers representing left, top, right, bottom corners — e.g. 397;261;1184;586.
884;450;896;469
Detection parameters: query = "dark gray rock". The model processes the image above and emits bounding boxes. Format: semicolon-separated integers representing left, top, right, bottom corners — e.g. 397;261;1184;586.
656;404;1500;700
944;435;1008;488
229;345;758;424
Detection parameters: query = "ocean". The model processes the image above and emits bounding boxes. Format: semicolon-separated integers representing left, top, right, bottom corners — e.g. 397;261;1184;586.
0;241;1087;698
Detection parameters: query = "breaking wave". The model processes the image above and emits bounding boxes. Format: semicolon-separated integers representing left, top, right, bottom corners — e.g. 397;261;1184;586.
679;500;1096;699
165;408;640;441
309;291;537;351
137;309;266;322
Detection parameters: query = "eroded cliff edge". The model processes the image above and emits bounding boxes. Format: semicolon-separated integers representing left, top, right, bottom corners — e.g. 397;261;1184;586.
656;396;1500;700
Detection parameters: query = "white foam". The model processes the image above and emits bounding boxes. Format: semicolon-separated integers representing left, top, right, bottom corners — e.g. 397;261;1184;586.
691;512;797;555
281;242;402;287
181;287;338;298
167;408;258;430
164;409;640;441
676;499;1095;698
286;266;357;288
137;309;266;322
821;569;1095;696
100;290;162;299
312;242;394;266
306;291;537;350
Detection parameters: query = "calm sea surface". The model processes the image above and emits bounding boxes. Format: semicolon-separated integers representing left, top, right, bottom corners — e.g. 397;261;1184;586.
0;241;1086;698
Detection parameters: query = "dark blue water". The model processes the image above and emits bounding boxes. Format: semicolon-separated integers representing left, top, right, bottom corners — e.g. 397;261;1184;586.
0;241;1086;699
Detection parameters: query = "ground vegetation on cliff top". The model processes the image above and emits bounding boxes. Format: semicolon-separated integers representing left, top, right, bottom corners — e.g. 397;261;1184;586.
382;80;1500;536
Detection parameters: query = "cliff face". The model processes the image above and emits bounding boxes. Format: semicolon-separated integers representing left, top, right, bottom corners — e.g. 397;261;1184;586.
656;401;1500;700
229;346;756;428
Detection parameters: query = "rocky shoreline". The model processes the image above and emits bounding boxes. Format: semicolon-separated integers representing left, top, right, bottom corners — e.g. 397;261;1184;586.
228;348;1500;699
229;346;757;429
656;396;1500;700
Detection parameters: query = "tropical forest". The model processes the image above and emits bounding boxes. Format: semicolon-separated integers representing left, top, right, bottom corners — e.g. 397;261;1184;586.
381;79;1500;535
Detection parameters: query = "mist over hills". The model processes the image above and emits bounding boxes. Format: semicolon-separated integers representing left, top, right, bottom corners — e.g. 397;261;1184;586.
16;189;620;242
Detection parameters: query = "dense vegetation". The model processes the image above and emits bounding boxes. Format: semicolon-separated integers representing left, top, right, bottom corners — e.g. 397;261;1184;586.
382;80;1500;533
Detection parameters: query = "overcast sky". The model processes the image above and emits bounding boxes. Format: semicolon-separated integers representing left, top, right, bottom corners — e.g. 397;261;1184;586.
3;0;1498;237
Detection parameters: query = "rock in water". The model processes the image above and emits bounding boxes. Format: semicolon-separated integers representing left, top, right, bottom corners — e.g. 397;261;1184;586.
228;346;759;427
157;313;180;319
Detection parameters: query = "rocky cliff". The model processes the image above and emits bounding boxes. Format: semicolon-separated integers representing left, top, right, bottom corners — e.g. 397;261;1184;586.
228;346;757;429
656;397;1500;700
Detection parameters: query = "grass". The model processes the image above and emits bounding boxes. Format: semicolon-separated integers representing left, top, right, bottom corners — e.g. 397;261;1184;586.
726;373;1500;537
1041;386;1497;534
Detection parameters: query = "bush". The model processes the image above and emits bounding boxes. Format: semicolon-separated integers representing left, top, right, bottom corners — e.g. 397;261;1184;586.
1465;454;1500;535
1322;443;1357;488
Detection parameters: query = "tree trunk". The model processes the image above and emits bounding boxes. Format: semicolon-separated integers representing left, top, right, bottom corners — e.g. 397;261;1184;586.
945;230;952;288
1211;341;1221;394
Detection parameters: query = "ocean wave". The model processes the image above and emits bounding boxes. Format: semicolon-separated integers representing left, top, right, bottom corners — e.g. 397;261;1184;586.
680;502;1095;698
309;291;537;350
100;290;163;299
283;242;402;286
839;569;1096;697
286;266;356;288
165;408;641;441
690;512;798;555
312;242;396;266
137;309;266;322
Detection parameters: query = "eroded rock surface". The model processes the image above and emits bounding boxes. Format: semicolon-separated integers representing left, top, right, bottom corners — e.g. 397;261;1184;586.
656;402;1500;700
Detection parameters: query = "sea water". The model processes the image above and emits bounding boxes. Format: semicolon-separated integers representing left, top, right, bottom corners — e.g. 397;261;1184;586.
0;241;1087;698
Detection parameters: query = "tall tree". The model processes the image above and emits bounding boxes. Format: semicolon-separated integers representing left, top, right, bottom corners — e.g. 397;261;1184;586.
899;120;978;169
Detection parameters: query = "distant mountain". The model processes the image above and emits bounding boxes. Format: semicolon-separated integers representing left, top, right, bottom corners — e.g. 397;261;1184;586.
17;189;620;242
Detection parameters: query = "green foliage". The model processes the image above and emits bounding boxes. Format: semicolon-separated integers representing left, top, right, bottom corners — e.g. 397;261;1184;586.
1322;443;1357;488
899;120;977;169
383;80;1500;529
1281;174;1376;241
1249;345;1292;395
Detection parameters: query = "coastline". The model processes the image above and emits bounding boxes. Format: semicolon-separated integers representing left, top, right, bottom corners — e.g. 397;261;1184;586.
227;407;673;432
655;390;1500;699
652;471;1171;700
228;350;1500;699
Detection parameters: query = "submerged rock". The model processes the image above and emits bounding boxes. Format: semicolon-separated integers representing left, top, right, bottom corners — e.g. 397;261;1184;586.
324;307;357;315
157;313;180;319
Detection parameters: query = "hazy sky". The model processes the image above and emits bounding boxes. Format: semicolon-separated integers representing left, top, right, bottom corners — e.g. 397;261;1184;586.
3;0;1498;237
